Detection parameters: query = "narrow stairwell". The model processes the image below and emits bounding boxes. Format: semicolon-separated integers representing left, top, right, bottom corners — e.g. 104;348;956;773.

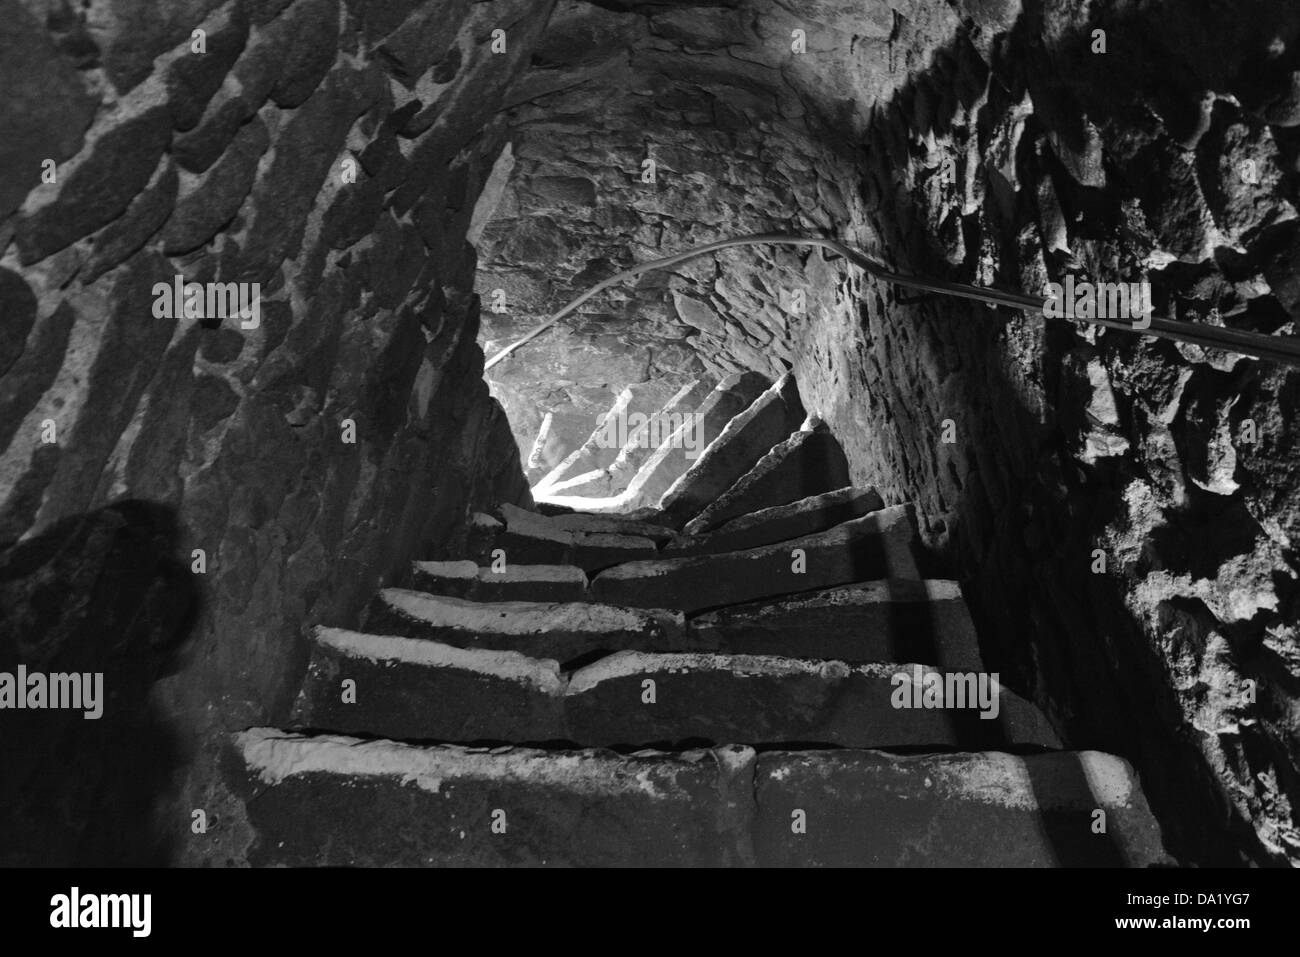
229;375;1171;867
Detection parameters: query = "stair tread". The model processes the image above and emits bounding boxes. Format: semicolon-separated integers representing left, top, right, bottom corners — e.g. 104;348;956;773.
372;588;682;634
413;560;588;583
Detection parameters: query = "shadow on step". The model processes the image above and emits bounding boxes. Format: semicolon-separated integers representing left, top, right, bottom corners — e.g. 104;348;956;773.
867;531;1129;866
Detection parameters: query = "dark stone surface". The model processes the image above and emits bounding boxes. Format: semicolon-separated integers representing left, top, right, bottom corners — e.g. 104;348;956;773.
233;66;382;282
268;0;339;108
0;267;38;377
373;0;469;88
97;0;226;93
15;107;173;265
165;2;249;130
162;116;269;254
0;0;97;221
83;163;180;282
0;302;77;460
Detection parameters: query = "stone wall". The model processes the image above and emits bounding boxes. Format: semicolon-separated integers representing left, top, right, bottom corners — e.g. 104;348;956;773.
801;0;1300;864
0;0;545;865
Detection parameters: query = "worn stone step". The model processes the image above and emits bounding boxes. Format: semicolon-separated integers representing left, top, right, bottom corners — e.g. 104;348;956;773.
409;560;588;602
565;652;1059;750
292;625;1057;750
665;486;885;557
290;627;567;742
540;467;608;496
684;427;851;534
556;378;718;499
365;588;685;664
232;729;755;867
592;505;919;612
615;370;771;511
232;732;1165;867
534;383;673;492
530;372;770;514
753;749;1171;867
658;372;806;525
687;580;985;670
539;509;676;543
472;504;659;572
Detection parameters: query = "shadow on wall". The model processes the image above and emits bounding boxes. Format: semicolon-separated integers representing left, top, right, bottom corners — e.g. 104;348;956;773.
833;0;1299;864
0;500;199;866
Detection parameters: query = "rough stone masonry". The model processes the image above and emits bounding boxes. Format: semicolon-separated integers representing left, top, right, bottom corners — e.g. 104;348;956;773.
1;0;1299;869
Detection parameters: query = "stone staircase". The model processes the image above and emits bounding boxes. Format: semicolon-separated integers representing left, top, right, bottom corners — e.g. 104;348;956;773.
229;372;1171;867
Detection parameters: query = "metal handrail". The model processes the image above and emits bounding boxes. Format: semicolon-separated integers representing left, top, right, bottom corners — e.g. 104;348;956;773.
482;233;1300;370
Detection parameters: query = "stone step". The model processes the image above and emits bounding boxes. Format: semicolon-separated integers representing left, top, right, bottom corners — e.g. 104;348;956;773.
544;378;716;499
684;427;850;535
471;504;659;572
616;370;772;511
365;588;685;665
409;560;588;603
232;729;755;867
290;627;567;742
665;486;885;557
752;749;1171;867
539;508;676;543
539;467;608;496
657;372;806;526
563;652;1060;750
592;505;920;612
232;731;1168;866
687;579;985;670
289;628;1059;750
534;383;671;493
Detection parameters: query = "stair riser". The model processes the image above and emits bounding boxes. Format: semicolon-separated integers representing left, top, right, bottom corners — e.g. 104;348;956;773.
292;648;566;742
235;737;750;867
691;592;984;670
685;431;851;534
408;569;589;604
593;512;919;613
291;642;1057;750
665;486;885;557
658;373;806;524
232;734;1169;867
753;752;1170;867
364;597;686;666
